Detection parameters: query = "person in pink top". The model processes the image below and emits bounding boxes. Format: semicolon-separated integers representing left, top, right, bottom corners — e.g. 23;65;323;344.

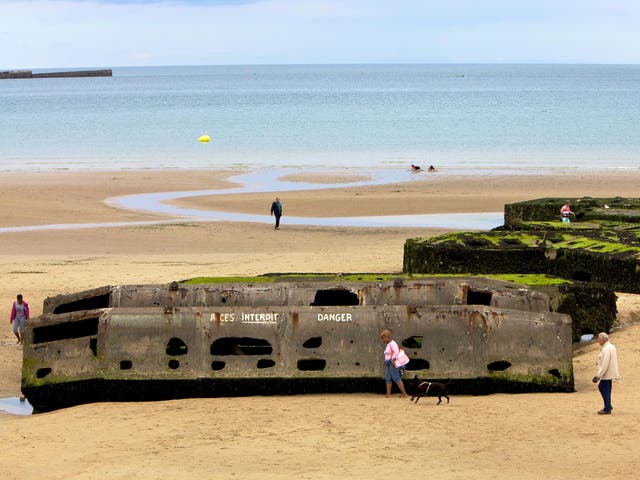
560;201;575;223
10;293;29;344
379;329;409;398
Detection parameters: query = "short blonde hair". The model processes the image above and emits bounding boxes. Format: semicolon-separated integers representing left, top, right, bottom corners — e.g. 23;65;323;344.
379;329;391;339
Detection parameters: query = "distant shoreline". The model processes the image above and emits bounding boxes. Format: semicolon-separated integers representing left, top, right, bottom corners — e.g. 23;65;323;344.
0;68;112;79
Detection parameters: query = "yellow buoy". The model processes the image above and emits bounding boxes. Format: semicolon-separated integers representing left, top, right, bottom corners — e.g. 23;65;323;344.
198;134;211;143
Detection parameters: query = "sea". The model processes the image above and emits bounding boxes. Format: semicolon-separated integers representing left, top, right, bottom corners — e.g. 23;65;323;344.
1;63;639;173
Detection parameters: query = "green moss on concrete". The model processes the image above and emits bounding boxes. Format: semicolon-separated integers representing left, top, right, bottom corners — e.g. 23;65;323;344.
22;371;80;387
183;276;276;284
553;237;640;255
405;225;640;292
487;274;570;287
426;231;640;257
504;196;640;225
182;272;571;288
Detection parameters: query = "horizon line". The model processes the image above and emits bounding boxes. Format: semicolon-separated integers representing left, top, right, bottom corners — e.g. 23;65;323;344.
8;61;640;71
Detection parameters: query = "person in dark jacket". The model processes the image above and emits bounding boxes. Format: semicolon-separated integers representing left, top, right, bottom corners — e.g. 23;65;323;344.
270;197;283;229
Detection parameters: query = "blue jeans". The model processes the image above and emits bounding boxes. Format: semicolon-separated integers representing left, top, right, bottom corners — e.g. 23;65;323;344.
598;379;613;412
384;362;402;383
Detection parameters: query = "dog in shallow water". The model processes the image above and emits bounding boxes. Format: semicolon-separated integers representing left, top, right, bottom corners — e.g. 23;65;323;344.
410;376;450;404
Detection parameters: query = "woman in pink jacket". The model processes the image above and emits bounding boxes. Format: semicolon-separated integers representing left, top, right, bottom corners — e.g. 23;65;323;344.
379;329;409;398
10;294;29;344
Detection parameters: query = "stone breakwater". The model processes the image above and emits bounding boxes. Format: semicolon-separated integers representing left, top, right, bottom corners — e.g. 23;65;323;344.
0;69;112;79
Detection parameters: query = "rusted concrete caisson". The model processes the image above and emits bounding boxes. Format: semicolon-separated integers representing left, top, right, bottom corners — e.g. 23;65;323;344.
22;278;573;411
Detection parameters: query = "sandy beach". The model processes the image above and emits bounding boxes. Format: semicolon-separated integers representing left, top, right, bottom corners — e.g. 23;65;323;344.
1;168;640;479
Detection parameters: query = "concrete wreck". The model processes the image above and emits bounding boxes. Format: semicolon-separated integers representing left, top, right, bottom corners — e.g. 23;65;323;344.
22;277;573;411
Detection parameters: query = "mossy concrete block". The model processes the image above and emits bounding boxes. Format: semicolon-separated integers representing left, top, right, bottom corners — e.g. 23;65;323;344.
535;282;617;342
505;196;640;228
23;280;573;410
404;231;640;293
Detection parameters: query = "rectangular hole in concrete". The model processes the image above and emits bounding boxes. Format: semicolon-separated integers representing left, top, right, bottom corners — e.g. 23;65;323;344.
33;317;99;344
311;289;359;306
297;359;326;371
466;289;492;306
52;293;110;314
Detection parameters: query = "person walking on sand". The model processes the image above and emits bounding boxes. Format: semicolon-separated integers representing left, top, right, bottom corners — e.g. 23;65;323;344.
10;294;29;344
592;332;620;414
560;201;575;223
270;197;283;230
379;329;409;398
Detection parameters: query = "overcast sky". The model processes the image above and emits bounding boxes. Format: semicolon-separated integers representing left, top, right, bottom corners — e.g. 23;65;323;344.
2;0;639;69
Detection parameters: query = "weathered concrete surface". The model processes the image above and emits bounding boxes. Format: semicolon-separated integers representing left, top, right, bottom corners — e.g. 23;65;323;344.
43;278;552;315
24;278;573;410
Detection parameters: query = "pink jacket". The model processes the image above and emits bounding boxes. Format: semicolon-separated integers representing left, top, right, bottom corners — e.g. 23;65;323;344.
384;340;400;361
10;301;29;323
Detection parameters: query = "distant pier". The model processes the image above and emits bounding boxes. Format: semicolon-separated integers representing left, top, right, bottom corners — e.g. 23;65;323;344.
0;69;112;79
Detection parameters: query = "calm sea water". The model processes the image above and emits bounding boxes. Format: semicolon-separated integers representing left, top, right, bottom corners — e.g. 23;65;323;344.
1;64;639;173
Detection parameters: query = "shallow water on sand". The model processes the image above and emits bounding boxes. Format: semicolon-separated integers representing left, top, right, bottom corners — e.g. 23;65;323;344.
108;168;504;229
0;397;33;416
0;168;503;232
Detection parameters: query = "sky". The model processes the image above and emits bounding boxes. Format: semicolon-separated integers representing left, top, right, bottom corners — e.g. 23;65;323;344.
1;0;640;69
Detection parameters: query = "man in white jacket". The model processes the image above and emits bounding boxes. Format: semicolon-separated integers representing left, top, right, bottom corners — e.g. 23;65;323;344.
592;332;620;414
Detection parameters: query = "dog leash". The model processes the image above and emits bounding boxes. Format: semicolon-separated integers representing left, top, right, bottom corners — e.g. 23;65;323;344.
418;381;432;395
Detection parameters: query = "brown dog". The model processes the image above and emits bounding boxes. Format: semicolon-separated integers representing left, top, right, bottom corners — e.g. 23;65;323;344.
410;375;450;404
